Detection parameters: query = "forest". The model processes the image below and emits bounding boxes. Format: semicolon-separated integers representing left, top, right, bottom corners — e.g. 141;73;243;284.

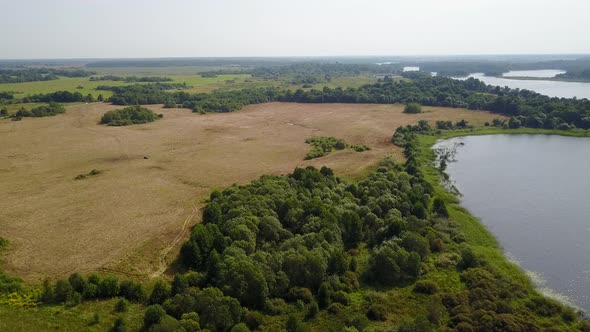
104;75;590;129
90;75;174;83
26;154;588;331
0;68;94;84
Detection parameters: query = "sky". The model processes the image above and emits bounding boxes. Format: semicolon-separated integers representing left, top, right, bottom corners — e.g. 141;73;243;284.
1;0;589;59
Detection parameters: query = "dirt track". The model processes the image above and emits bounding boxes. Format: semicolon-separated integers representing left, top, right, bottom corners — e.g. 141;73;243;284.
0;102;502;281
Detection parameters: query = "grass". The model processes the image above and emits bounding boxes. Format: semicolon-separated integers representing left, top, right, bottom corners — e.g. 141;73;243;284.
0;74;258;100
1;124;583;331
0;102;500;281
0;298;144;332
415;127;590;312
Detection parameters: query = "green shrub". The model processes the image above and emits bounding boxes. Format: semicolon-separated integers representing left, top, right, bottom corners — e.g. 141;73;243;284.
366;304;388;321
414;280;439;294
111;317;127;332
143;304;166;328
115;298;129;312
403;103;423;114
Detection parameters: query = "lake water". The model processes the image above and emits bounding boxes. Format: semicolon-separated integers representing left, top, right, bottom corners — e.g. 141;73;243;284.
434;134;590;313
502;69;566;78
403;66;420;72
455;72;590;99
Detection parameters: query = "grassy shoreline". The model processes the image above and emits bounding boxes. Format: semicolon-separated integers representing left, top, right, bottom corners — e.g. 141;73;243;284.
416;127;589;313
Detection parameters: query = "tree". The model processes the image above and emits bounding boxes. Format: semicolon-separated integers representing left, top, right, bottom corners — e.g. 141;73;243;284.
119;280;147;303
97;276;120;298
97;94;104;102
54;279;74;303
171;274;188;296
317;282;331;308
194;287;242;332
111;317;127;332
404;103;422;114
149;279;171;304
0;107;8;116
432;198;449;217
143;304;166;329
341;211;363;249
115;298;130;312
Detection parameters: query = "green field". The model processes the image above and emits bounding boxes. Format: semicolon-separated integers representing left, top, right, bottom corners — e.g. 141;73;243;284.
0;74;256;99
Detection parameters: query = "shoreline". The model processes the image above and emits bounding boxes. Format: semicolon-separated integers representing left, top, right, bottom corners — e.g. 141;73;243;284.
419;128;589;314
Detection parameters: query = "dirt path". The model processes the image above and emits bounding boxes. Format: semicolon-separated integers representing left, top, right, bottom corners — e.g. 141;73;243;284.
150;200;200;278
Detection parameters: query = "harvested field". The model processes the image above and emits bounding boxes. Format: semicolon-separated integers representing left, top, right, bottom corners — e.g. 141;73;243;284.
0;102;503;281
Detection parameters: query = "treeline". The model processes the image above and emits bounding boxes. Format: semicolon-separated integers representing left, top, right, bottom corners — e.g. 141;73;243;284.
0;92;14;100
106;75;590;130
90;75;173;82
556;69;590;80
252;62;399;84
0;68;94;84
407;57;590;77
22;90;96;103
13;103;65;118
99;83;188;105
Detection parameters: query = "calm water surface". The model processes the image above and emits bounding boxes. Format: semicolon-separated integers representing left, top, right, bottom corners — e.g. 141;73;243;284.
434;134;590;312
502;69;566;78
455;72;590;99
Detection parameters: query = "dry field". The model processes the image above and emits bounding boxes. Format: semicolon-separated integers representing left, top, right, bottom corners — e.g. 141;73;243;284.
0;102;503;281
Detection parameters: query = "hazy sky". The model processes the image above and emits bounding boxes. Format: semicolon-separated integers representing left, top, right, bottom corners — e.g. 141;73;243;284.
2;0;589;59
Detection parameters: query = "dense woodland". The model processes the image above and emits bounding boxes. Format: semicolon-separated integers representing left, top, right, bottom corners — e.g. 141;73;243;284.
406;57;590;77
16;153;587;331
0;68;94;84
90;75;174;83
556;69;590;80
252;63;399;85
104;75;590;130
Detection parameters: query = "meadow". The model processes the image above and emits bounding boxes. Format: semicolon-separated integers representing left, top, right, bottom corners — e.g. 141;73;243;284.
0;102;501;282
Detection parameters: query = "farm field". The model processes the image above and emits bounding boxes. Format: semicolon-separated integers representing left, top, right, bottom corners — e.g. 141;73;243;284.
0;102;502;282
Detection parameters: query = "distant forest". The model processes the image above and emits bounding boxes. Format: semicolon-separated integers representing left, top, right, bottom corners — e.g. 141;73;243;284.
0;68;94;84
105;74;590;130
89;75;173;83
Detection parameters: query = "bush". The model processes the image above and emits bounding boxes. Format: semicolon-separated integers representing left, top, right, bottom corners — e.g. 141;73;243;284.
332;291;350;305
244;310;263;330
414;280;439;294
305;301;319;320
115;298;129;312
149;279;170;304
111;317;127;332
366;304;388;321
144;304;166;328
328;303;345;314
119;280;147;303
404;103;422;114
287;287;313;303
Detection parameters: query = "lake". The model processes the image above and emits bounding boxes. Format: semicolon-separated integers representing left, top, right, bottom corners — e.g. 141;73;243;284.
502;69;566;78
455;71;590;99
434;134;590;313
